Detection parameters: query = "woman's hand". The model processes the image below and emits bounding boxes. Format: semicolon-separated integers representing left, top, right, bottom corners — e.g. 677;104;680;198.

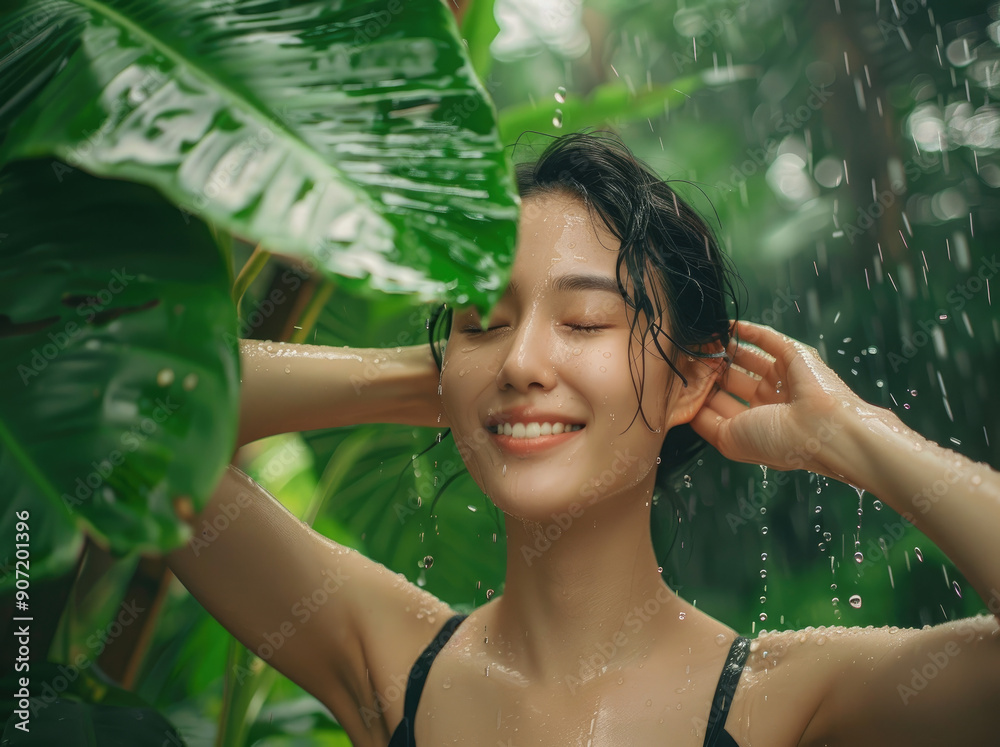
690;320;882;479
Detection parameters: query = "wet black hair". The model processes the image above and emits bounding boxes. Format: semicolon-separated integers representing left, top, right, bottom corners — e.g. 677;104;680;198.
429;131;744;490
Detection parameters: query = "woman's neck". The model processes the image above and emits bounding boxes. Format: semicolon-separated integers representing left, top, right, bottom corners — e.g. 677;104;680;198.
486;477;688;686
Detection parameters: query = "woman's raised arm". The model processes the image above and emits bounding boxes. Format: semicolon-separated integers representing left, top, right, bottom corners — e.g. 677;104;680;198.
166;339;454;742
692;320;1000;746
235;339;444;448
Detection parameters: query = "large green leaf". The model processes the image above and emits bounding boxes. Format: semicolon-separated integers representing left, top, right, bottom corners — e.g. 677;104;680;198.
0;0;519;311
0;159;238;580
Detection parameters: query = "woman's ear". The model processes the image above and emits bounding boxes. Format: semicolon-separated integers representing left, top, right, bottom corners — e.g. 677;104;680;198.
663;344;726;430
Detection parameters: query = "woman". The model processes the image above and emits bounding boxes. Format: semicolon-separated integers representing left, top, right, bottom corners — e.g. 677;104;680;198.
168;133;1000;745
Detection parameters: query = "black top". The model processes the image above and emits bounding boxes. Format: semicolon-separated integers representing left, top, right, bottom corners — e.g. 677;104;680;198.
387;613;751;747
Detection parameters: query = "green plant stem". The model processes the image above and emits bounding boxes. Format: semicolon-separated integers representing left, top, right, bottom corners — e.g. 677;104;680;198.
289;279;334;344
232;244;271;308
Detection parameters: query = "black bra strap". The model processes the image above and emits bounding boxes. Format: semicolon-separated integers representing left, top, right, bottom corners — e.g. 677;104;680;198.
704;635;750;747
398;614;467;737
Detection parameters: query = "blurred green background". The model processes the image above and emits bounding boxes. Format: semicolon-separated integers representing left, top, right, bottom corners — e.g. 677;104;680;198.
36;0;1000;744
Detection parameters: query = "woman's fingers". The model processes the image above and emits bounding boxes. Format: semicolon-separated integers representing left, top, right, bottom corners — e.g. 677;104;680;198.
720;361;785;405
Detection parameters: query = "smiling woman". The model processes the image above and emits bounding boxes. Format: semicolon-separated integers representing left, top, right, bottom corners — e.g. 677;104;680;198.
167;132;1000;746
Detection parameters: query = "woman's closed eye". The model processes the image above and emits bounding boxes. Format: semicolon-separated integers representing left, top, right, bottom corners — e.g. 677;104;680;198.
460;322;608;335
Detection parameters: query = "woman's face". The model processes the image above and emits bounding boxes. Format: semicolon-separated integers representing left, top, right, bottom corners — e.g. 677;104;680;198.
441;193;710;521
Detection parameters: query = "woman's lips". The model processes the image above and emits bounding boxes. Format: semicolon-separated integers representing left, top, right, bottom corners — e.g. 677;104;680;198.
488;426;585;455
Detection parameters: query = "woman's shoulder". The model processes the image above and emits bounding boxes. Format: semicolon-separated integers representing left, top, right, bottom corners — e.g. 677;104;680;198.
729;616;1000;746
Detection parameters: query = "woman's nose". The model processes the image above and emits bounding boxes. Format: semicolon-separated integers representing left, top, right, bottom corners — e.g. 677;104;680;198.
495;316;558;393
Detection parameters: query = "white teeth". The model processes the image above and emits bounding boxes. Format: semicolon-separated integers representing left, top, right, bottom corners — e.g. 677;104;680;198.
491;421;583;439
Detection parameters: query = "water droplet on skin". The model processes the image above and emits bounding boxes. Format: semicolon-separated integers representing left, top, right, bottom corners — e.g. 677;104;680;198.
645;699;652;707
573;347;582;356
678;611;686;620
655;456;662;464
603;351;611;359
157;368;174;387
914;547;924;562
283;365;290;374
849;594;862;608
816;636;827;646
442;677;452;689
599;366;607;372
618;676;624;684
775;380;782;393
716;633;728;646
423;555;434;569
555;86;567;103
552;109;563;128
502;464;507;476
971;474;982;486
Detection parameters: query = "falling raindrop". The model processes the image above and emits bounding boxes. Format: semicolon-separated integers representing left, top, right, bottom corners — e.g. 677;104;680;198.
873;499;883;510
486;588;495;599
552;109;564;128
761;552;768;561
915;547;924;562
157;368;174;387
683;474;692;488
761;526;769;535
854;551;864;563
555;86;567;104
952;581;962;598
759;612;768;622
422;555;434;569
849;594;862;609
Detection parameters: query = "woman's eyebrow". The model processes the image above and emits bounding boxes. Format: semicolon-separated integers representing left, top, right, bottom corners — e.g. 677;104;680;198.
551;273;622;295
498;273;623;299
